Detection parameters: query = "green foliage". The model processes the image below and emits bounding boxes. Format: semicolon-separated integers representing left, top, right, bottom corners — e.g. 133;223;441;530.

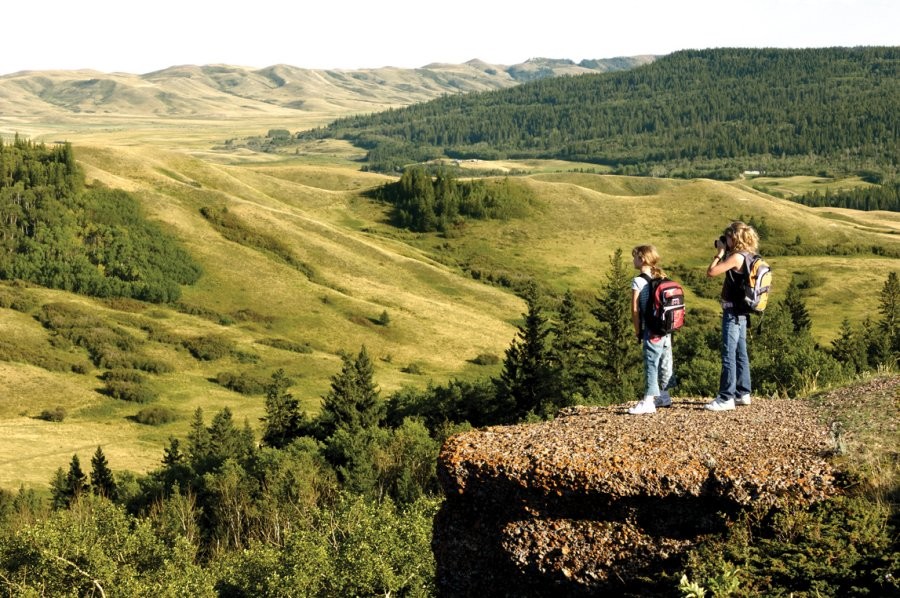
182;334;234;361
255;337;313;353
212;494;438;597
36;302;172;373
589;249;642;403
471;352;500;365
495;281;558;419
261;369;306;449
790;179;900;212
0;495;216;596
215;370;268;395
683;495;899;597
318;346;383;439
89;446;117;501
303;48;899;178
371;166;532;232
0;139;200;302
134;406;178;426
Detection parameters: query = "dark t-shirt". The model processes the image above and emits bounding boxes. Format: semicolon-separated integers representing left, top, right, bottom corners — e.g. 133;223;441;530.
721;253;748;313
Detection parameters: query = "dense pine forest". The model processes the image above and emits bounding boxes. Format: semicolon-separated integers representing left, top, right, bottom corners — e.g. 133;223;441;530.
0;137;201;302
299;47;899;180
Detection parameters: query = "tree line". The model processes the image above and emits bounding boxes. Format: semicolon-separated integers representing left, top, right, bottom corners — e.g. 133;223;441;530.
296;47;898;180
787;179;900;212
0;137;201;302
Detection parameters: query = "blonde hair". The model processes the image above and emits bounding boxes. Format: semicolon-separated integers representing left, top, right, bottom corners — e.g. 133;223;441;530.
632;245;666;279
724;221;759;254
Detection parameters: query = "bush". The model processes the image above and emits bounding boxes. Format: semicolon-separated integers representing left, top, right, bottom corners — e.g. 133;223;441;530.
215;371;267;395
37;407;67;422
134;406;177;426
256;338;313;354
183;335;234;361
471;353;500;366
104;380;156;403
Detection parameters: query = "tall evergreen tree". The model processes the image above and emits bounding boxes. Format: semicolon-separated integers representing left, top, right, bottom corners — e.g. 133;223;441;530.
589;249;641;403
318;346;383;438
186;407;211;472
831;318;869;375
52;454;88;509
878;271;900;356
548;289;586;411
262;369;304;449
89;446;117;501
495;281;555;420
783;275;812;334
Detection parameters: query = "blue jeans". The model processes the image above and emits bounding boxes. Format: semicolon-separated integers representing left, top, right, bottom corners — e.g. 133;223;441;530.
718;309;751;400
643;333;673;397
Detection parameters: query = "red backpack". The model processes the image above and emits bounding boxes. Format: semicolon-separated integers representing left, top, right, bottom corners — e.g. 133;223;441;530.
640;273;686;335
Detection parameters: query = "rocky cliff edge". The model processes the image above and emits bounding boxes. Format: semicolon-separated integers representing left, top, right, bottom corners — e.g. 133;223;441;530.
434;397;840;596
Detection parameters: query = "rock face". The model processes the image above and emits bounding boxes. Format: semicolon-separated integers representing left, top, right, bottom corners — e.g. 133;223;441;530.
434;397;839;596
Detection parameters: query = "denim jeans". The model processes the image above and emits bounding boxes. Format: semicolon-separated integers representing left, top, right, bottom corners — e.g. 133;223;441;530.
643;333;673;397
718;309;751;399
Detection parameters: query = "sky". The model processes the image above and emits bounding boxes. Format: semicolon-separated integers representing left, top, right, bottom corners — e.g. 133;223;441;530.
2;0;897;76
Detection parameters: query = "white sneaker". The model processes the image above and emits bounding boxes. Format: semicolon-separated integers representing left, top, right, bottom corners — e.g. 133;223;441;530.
655;394;672;408
735;394;752;406
628;398;657;415
704;397;735;411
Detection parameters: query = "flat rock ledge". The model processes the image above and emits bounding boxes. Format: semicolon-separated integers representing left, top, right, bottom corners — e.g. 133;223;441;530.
434;397;840;596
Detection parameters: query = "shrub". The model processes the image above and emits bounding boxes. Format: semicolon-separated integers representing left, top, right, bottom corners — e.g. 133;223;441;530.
471;353;500;366
183;335;234;361
215;371;267;395
104;380;156;403
101;369;146;384
134;406;177;426
38;407;67;422
256;338;313;354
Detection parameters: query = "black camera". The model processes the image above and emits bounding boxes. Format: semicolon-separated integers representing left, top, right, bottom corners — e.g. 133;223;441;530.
713;235;726;249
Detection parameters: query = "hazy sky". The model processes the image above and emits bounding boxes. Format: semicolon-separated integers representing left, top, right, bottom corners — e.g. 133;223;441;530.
2;0;897;75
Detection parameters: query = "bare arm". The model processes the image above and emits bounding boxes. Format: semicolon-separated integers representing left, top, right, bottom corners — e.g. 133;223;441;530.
707;251;744;277
632;288;642;338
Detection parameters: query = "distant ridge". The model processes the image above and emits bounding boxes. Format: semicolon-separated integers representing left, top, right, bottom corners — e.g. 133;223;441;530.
0;57;655;118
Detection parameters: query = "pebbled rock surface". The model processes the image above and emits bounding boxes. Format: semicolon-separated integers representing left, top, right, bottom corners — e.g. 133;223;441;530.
434;395;845;596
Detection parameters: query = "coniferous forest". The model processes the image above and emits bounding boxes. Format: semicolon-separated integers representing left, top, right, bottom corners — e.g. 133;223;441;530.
0;137;201;302
300;47;899;180
1;49;900;595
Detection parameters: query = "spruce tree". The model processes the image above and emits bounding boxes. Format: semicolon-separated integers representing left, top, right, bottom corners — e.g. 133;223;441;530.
90;445;117;501
831;318;868;375
52;454;88;508
548;289;586;411
262;368;303;449
589;249;641;404
495;281;555;420
783;275;812;334
878;271;900;357
186;408;211;473
318;346;383;438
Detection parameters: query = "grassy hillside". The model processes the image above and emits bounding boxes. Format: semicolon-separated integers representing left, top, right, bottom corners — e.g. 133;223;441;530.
2;141;898;490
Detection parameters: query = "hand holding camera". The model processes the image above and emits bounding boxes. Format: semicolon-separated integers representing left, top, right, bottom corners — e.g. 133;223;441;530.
713;235;727;251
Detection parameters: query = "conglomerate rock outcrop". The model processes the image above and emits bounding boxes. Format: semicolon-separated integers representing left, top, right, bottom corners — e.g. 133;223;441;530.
433;397;840;596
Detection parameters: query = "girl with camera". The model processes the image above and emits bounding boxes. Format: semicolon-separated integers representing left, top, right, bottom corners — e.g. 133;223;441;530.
705;221;759;411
